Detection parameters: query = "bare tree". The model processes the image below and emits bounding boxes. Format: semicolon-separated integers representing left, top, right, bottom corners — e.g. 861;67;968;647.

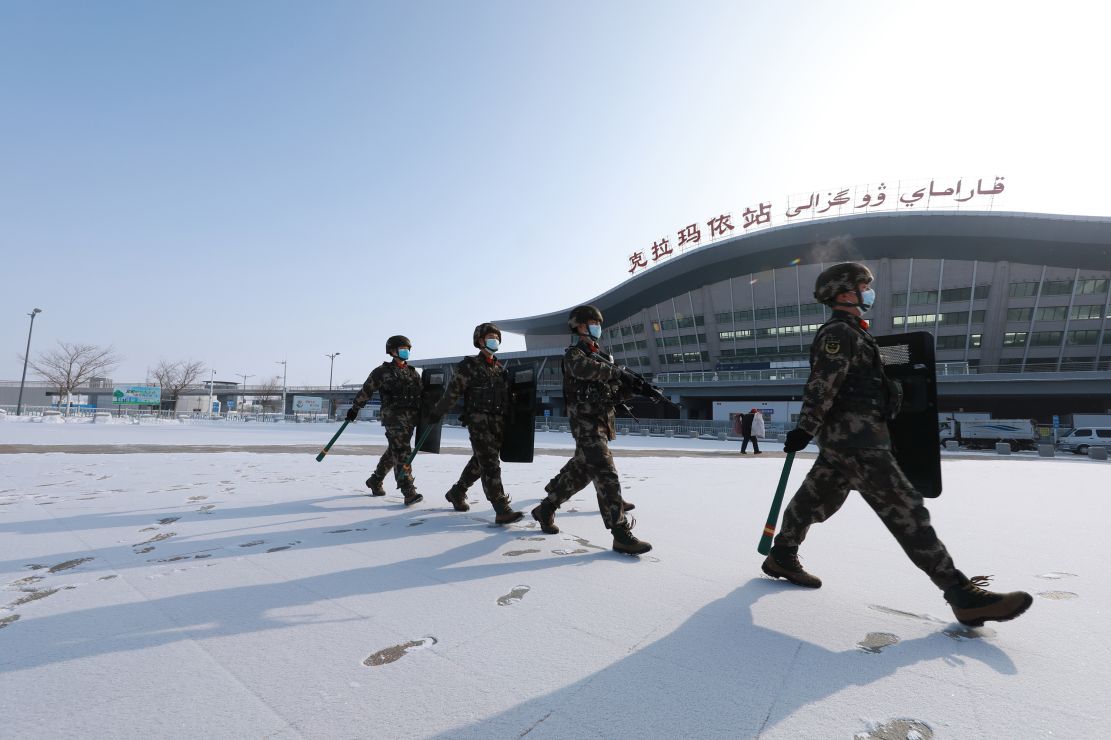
256;375;282;412
149;359;206;409
28;342;122;415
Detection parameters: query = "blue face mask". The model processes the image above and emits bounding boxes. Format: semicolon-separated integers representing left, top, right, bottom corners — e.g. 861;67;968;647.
397;348;410;361
860;288;876;311
587;324;602;339
485;338;500;352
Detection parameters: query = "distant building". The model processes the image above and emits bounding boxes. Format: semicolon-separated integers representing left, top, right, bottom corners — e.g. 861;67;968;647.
416;211;1111;421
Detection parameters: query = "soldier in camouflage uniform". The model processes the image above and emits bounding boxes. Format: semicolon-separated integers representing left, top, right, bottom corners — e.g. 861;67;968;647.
429;323;524;524
531;305;651;555
345;335;424;506
763;262;1032;627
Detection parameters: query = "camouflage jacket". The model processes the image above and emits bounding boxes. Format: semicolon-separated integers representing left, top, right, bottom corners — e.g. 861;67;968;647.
563;340;630;440
352;360;422;428
796;311;901;449
432;353;509;424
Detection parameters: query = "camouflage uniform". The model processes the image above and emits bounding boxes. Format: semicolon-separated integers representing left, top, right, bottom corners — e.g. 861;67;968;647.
773;310;962;589
353;360;422;495
433;353;513;510
540;338;632;530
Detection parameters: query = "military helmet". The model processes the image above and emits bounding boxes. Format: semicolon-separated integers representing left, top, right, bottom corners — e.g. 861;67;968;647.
567;305;603;331
813;262;874;304
473;322;502;349
385;335;412;354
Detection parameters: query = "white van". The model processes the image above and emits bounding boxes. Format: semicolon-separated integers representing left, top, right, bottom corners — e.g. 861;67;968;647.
1057;427;1111;454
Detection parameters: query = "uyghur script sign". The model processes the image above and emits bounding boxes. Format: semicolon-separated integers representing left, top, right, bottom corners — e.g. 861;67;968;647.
626;176;1006;275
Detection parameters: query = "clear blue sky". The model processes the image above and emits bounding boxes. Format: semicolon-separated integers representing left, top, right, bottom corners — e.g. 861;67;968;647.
2;1;1107;386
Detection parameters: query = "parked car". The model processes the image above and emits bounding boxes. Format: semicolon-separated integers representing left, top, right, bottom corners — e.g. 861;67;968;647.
1057;427;1111;454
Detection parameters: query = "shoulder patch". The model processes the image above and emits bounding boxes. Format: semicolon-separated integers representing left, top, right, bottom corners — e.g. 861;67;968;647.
823;337;842;355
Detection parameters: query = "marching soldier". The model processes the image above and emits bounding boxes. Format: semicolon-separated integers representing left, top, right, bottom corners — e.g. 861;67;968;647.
429;323;524;524
346;335;424;506
531;305;651;555
763;262;1032;627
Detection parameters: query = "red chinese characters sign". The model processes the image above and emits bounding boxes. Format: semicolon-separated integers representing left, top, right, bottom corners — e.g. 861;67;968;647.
624;175;1006;275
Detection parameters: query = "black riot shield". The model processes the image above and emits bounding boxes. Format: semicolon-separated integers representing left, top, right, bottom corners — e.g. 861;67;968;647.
415;369;445;455
876;331;942;498
500;367;537;463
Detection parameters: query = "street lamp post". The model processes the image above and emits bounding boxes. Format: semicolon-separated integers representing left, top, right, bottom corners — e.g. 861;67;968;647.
237;373;253;414
207;369;216;417
16;308;43;416
276;360;287;418
326;352;340;419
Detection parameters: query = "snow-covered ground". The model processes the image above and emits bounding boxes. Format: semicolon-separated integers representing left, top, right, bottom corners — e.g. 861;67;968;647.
1;422;1107;738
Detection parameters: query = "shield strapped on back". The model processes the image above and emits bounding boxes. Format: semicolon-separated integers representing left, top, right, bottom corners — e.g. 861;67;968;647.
875;331;942;498
415;369;445;455
500;367;537;463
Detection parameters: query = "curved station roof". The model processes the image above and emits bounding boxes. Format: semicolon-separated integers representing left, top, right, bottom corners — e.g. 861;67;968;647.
496;211;1111;336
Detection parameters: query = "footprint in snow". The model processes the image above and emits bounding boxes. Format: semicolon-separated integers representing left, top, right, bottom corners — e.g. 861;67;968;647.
238;540;266;548
196;505;215;514
857;632;900;653
8;588;60;608
1035;572;1077;580
138;533;175;546
9;575;45;588
48;558;95;574
942;625;997;640
1038;591;1078;600
503;549;541;557
363;636;437;667
854;718;933;739
497;585;531;606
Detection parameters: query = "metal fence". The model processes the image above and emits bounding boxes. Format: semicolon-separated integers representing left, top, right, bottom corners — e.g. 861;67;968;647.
0;406;335;423
443;414;787;440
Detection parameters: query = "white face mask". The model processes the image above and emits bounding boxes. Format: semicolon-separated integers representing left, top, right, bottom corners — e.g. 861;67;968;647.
485;338;500;352
860;288;876;311
587;324;602;339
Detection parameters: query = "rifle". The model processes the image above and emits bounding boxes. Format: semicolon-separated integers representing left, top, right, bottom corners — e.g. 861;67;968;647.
589;351;680;412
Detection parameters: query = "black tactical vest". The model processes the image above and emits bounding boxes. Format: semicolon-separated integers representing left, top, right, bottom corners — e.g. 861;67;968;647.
464;366;509;414
562;346;617;405
378;364;421;411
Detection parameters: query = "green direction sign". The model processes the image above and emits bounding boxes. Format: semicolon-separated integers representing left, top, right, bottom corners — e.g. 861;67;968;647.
112;385;162;406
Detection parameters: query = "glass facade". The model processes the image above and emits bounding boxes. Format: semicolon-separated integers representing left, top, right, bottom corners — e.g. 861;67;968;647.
598;258;1111;375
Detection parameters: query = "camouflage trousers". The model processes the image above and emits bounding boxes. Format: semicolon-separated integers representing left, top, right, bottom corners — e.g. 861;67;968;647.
773;447;961;590
454;415;507;504
543;433;628;530
368;424;417;493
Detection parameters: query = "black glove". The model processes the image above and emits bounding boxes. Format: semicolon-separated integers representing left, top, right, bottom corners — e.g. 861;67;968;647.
345;407;359;423
783;428;813;453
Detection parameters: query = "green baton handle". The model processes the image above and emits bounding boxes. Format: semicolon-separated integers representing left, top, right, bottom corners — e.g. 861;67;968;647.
757;452;795;555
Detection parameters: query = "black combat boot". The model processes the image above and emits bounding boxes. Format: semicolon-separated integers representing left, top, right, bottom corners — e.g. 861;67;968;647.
445;485;470;512
402;488;423;507
492;498;524;525
944;575;1033;627
531;499;559;534
611;520;652;555
762;546;822;588
622;501;636;511
365;477;386;497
